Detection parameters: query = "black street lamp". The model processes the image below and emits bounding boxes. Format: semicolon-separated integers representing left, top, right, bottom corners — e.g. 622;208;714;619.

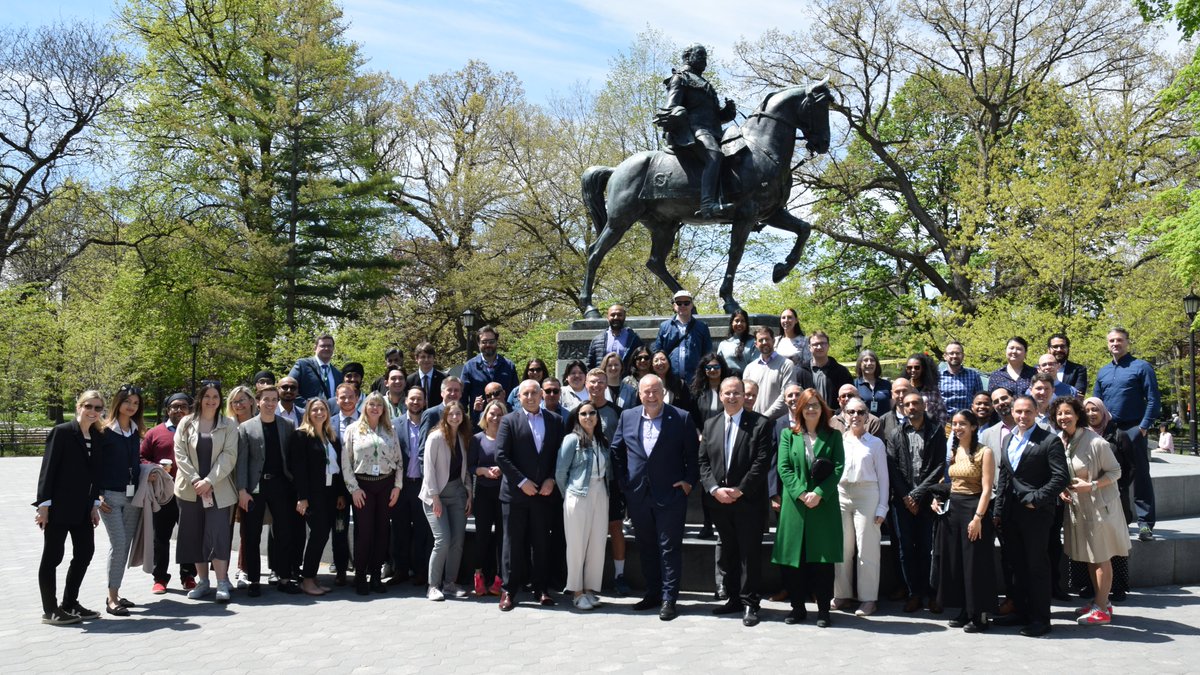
1185;292;1200;455
188;333;201;396
852;330;864;353
461;309;478;360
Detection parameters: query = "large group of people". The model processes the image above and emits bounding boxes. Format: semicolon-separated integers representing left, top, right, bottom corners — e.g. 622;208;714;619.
34;294;1158;636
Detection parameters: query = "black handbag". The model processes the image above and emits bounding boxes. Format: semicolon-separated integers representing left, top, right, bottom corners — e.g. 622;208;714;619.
810;457;834;485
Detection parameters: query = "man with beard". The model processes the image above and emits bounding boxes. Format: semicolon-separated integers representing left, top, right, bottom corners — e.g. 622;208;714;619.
462;325;519;414
276;376;305;426
588;304;643;370
1047;333;1088;395
389;386;430;585
140;393;197;593
938;341;982;417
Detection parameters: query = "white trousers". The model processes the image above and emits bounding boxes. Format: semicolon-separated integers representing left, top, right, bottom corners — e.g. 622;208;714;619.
563;478;609;593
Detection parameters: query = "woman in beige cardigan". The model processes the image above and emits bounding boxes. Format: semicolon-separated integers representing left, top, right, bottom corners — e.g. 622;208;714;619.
421;401;474;601
1054;396;1128;626
173;382;239;603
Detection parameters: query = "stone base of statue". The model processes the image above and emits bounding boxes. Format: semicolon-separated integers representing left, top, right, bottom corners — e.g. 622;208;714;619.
555;313;777;375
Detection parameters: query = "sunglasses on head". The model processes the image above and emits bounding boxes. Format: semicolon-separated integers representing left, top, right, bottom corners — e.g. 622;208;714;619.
118;384;143;396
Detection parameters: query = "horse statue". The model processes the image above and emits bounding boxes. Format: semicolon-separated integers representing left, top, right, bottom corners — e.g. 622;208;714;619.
578;79;833;318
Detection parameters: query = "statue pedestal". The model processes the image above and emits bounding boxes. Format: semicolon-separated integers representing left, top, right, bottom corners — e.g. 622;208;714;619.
554;314;777;376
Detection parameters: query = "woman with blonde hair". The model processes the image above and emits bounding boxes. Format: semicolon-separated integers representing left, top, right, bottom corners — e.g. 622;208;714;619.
225;385;257;424
291;398;347;596
97;385;147;616
421;400;474;601
35;390;105;625
469;398;508;597
341;391;403;595
174;382;239;603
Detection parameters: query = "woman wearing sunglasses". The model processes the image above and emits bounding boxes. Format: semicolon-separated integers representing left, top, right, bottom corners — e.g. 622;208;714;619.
555;401;612;610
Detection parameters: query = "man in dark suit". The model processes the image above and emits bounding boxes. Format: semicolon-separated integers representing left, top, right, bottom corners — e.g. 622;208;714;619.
418;376;464;451
406;341;445;408
1047;333;1088;395
993;395;1070;637
495;379;565;610
327;383;360;583
235;386;298;595
611;374;700;621
288;333;342;406
698;377;772;626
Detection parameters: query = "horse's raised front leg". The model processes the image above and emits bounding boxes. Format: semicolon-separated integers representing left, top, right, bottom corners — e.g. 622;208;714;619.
644;219;685;296
719;220;754;314
760;208;813;283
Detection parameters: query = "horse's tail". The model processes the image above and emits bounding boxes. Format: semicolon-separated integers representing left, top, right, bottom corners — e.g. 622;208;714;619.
581;165;614;236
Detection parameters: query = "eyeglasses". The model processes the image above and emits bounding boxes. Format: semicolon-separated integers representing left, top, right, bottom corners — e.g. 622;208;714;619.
485;391;504;399
478;338;498;346
845;409;867;416
118;384;143;396
279;384;297;390
231;398;251;406
81;403;104;412
578;411;598;418
167;403;190;410
635;355;650;362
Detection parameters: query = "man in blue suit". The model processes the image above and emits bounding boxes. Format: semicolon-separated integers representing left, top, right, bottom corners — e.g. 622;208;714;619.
289;334;342;407
610;374;700;621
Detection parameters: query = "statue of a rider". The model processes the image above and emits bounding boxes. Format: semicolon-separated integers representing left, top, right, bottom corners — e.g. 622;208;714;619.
654;44;737;219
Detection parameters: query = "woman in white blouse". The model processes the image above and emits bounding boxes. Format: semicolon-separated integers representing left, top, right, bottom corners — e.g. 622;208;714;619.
774;308;811;365
833;397;889;616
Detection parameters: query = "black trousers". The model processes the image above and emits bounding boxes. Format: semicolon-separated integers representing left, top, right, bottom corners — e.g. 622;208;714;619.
502;497;554;596
935;494;996;620
39;517;94;614
1001;503;1053;624
709;495;765;608
780;535;834;615
240;476;297;581
1048;502;1065;594
546;490;567;589
152;498;196;583
353;476;393;578
389;475;431;581
472;483;503;580
331;498;350;572
300;488;334;579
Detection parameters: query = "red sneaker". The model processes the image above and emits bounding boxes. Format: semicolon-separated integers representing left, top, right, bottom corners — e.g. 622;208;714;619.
1077;607;1112;625
490;576;502;596
182;578;197;591
474;572;487;597
152;582;167;595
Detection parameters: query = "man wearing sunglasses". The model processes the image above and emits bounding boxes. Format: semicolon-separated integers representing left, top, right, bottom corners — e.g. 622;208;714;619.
651;290;712;386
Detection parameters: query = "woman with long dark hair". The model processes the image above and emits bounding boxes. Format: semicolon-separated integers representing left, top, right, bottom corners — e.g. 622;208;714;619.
622;347;654;405
555;401;611;610
854;349;891;416
932;409;996;632
773;389;844;628
652;349;690;409
469;399;507;597
775;308;811;365
174;381;239;603
508;359;550;408
97;385;146;616
291;398;346;596
422;400;474;601
718;309;758;375
35;390;104;625
560;359;590;410
905;353;946;425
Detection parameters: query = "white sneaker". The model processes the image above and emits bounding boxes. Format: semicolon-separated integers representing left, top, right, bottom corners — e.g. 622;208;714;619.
573;594;595;610
585;591;601;607
427;586;445;602
444;582;468;599
234;571;250;590
215;580;232;603
186;579;212;600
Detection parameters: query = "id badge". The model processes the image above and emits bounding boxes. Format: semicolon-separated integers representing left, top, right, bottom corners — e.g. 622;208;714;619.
371;464;380;476
126;484;135;498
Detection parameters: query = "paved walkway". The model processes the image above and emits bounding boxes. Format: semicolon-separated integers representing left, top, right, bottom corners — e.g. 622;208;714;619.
4;457;1198;673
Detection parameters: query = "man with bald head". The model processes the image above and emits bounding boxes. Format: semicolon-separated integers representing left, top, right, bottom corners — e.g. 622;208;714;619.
832;383;883;436
880;378;913;442
610;374;700;621
587;303;643;370
496;380;565;611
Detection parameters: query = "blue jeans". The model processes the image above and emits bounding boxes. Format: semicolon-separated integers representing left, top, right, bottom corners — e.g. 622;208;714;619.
890;503;934;598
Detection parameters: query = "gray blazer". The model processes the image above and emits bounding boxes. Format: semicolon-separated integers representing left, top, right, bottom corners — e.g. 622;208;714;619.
236;415;296;492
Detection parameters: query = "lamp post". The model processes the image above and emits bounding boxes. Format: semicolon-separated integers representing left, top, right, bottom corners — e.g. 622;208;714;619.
188;333;201;396
852;330;864;353
461;309;478;360
1185;292;1200;455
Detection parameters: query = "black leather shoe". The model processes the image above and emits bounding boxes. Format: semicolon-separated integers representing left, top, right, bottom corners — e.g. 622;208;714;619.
963;619;988;633
697;525;715;540
659;600;678;621
712;601;741;616
248;583;262;598
784;608;807;624
279;581;302;595
992;613;1025;626
355;577;369;596
948;611;968;628
499;592;516;611
104;601;130;617
370;580;388;594
1021;622;1051;637
742;606;760;627
632;597;659;611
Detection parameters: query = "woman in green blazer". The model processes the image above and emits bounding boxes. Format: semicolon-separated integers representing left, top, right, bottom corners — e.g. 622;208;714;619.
772;388;844;627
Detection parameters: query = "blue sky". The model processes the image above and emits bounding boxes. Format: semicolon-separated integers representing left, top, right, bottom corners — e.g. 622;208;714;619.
9;0;813;103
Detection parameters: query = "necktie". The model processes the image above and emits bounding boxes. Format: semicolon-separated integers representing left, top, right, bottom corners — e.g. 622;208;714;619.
424;373;431;398
724;416;735;472
321;364;332;398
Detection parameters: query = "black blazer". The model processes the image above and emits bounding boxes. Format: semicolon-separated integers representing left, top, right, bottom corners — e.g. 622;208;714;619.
885;419;947;508
407;369;446;408
698;409;772;502
1061;360;1088;396
290;429;348;504
994;425;1070;515
495;408;564;503
34;420;101;523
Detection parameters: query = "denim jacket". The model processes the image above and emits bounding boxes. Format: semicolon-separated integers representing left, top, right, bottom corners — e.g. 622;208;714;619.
555;432;612;497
